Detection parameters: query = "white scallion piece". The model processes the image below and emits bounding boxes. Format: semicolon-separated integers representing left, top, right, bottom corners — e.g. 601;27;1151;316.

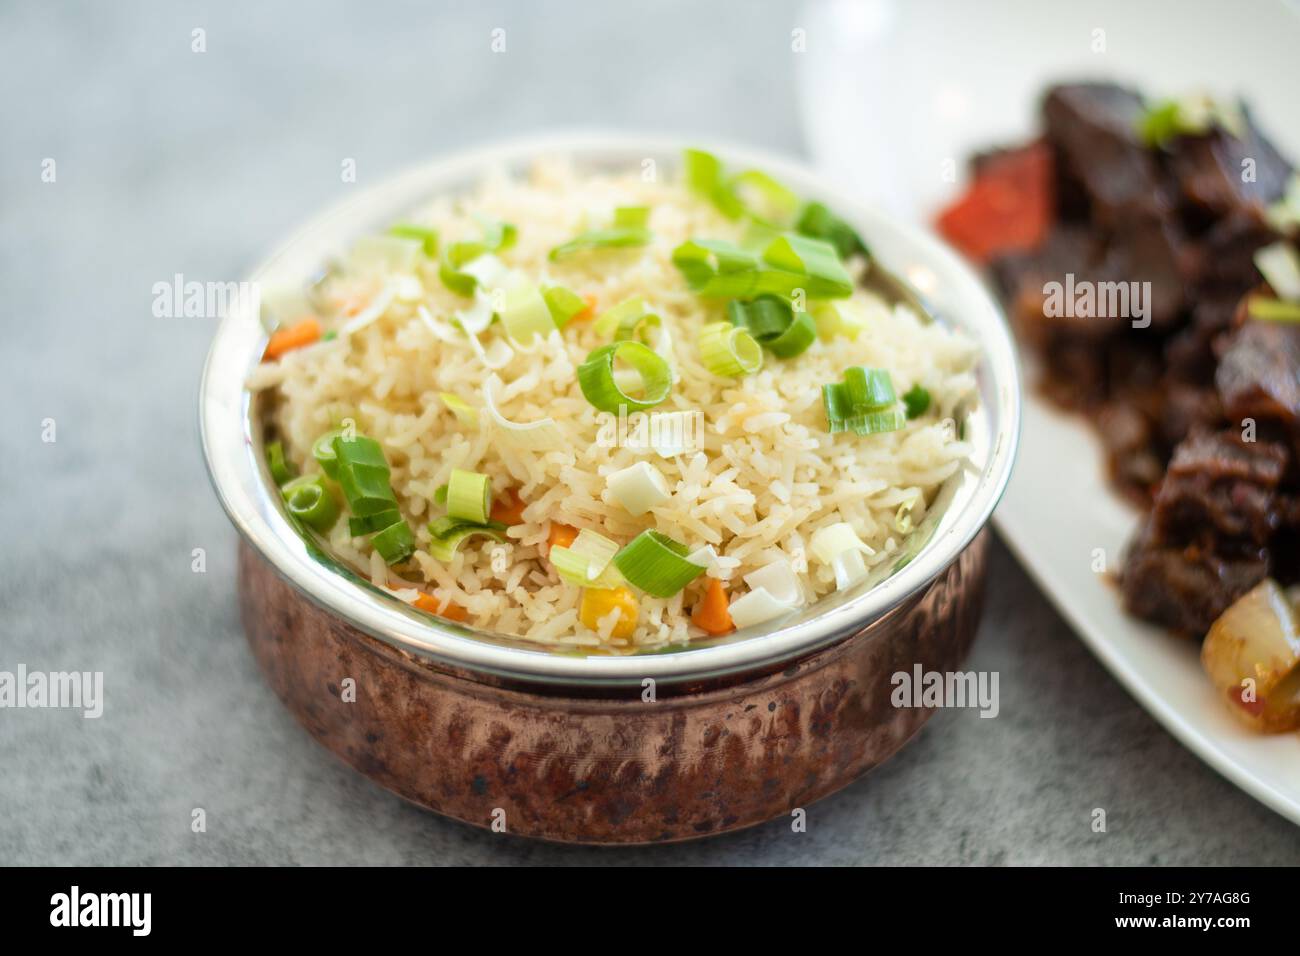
606;461;670;515
482;374;563;451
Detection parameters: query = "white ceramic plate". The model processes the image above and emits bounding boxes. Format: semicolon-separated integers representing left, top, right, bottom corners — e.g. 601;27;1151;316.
796;0;1300;823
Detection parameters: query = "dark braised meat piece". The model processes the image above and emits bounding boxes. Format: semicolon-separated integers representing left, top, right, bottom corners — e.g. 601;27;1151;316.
1193;210;1279;289
1164;291;1241;384
1158;383;1224;450
1216;319;1300;429
1150;430;1287;548
1042;83;1171;222
1121;518;1270;636
1091;214;1192;328
1097;401;1164;501
1166;108;1294;217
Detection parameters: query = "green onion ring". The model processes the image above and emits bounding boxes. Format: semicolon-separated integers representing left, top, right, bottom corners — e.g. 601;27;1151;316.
576;341;672;414
282;475;339;532
370;518;414;564
312;428;346;479
426;516;508;563
727;296;816;358
612;530;706;598
697;321;763;377
266;440;296;486
445;469;492;524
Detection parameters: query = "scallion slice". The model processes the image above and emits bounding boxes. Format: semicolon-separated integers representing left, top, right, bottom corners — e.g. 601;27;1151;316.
483;374;564;450
1254;241;1300;302
499;283;555;345
312;428;346;479
348;508;402;537
548;227;651;260
697;321;763;377
795;201;869;260
439;217;516;296
266;440;296;486
576;341;672;414
672;233;852;300
543;285;588;328
439;392;479;428
371;518;414;564
612;530;706;598
332;435;399;516
822;367;907;436
426;516;508;562
684;149;745;219
606;461;671;516
902;384;932;419
727;296;816;358
1247;295;1300;323
444;469;492;524
387;223;439;257
281;475;339;532
550;529;623;588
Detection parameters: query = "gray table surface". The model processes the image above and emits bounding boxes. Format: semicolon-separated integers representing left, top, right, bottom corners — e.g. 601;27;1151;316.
2;0;1298;866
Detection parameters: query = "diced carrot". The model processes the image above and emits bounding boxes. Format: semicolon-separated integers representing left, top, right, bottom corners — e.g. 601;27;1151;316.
413;592;469;622
264;317;322;360
547;522;579;557
691;577;734;636
490;488;528;526
935;141;1053;263
570;294;598;322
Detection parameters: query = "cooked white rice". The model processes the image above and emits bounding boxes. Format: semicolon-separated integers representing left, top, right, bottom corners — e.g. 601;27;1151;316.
248;156;979;653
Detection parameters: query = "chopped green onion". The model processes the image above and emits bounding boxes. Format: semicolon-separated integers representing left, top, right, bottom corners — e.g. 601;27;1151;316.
550;529;623;588
902;384;932;419
266;440;296;486
542;285;588;327
727;296;816;358
684;149;745;219
728;558;803;628
698;321;763;377
282;475;340;532
352;235;421;275
809;522;874;591
1247;295;1300;323
370;518;414;564
321;330;338;342
811;299;869;341
577;341;673;414
387;223;439;257
439;392;479;428
593;296;650;337
1137;94;1245;148
549;207;652;261
426;516;508;562
612;530;706;598
1254;242;1300;302
671;232;852;300
312;428;346;479
795;201;869;260
444;469;492;524
606;461;671;516
439;217;516;296
729;169;800;226
332;435;400;516
499;283;555;345
762;233;854;298
822;367;907;436
349;508;402;536
483;374;564;450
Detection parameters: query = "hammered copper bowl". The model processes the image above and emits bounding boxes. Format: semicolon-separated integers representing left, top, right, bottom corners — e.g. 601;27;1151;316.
201;135;1020;844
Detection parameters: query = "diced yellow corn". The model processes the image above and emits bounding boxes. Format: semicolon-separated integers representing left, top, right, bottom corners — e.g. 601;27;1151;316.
580;586;638;639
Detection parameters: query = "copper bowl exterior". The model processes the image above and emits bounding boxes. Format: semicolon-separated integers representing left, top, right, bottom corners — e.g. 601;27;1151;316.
239;532;987;844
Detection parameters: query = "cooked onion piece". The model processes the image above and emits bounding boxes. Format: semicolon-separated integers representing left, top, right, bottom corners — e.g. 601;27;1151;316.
1200;579;1300;732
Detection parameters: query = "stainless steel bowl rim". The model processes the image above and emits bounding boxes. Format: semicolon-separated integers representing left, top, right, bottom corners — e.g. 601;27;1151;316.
200;132;1021;687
